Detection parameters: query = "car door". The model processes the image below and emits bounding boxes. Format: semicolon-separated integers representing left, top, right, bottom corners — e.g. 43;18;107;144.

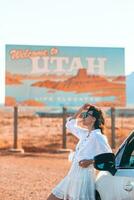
114;131;134;200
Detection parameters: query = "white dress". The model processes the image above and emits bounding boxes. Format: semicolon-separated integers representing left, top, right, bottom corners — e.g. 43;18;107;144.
52;117;112;200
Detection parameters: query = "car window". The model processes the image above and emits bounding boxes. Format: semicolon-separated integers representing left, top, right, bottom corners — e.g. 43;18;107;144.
119;137;134;168
115;142;127;167
129;150;134;167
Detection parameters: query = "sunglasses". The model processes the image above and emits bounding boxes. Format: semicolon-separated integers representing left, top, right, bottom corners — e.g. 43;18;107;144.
81;112;93;119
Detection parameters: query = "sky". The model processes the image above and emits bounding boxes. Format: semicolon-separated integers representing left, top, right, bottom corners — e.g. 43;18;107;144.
0;0;134;104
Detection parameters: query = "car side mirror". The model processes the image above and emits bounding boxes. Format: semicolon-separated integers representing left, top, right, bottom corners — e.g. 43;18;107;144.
94;153;117;175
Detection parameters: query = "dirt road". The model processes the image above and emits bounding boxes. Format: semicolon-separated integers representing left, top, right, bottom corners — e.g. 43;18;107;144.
0;152;71;200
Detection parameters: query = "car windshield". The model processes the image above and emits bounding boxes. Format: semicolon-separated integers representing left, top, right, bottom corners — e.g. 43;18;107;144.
116;136;134;168
115;142;127;168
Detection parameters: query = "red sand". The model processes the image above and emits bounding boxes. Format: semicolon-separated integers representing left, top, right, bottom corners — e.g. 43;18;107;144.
0;152;71;200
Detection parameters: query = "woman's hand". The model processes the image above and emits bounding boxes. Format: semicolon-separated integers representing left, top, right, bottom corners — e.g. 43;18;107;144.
81;103;92;111
71;103;92;120
79;159;94;168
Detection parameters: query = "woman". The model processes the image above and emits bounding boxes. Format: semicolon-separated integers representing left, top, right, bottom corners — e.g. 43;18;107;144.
47;103;112;200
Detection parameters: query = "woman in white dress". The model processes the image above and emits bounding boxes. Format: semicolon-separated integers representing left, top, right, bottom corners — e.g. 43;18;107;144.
47;104;112;200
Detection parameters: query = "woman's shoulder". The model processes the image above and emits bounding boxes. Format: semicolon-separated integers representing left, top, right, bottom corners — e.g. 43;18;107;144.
90;129;102;135
91;129;108;143
90;129;104;139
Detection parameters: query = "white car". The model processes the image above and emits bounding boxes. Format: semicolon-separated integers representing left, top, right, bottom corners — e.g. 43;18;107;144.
94;131;134;200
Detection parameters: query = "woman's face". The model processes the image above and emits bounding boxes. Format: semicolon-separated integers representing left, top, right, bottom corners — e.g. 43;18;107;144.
82;112;96;127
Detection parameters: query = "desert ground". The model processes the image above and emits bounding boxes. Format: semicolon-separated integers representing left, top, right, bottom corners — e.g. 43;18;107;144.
0;151;71;200
0;107;134;199
1;107;133;150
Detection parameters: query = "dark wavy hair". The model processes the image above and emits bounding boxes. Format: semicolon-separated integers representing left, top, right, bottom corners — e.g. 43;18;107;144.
86;106;105;134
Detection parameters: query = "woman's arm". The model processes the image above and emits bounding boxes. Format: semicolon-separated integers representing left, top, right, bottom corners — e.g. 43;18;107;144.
79;159;94;168
71;103;91;120
66;104;91;139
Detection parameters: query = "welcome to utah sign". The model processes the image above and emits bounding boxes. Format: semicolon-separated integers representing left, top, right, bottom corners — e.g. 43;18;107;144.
5;45;125;110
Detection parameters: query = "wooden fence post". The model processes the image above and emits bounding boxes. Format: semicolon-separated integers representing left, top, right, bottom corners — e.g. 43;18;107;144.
62;107;67;149
13;106;18;149
111;107;116;149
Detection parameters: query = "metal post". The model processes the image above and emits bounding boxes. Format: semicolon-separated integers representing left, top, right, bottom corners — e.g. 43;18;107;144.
111;107;116;149
13;106;18;149
62;107;67;149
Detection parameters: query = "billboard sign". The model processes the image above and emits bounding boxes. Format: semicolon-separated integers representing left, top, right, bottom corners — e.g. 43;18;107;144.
5;45;126;110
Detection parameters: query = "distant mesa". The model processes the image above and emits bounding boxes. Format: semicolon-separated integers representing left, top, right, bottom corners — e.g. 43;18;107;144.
32;68;108;92
5;69;126;107
6;72;22;85
32;68;125;92
6;71;72;84
31;68;126;106
5;96;16;106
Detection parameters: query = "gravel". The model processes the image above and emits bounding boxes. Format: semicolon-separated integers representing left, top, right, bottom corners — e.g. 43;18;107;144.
0;152;71;200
